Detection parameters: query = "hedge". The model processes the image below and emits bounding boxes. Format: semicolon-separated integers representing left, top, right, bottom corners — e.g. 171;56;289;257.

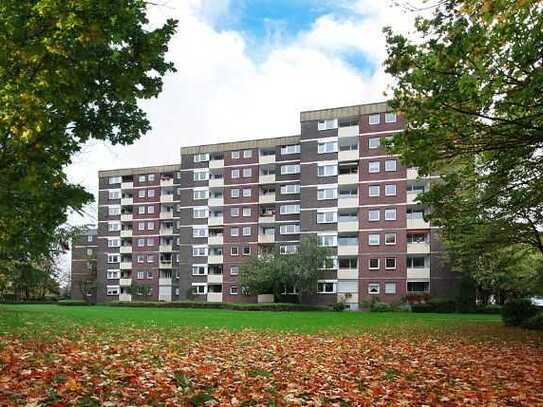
411;299;502;314
57;300;91;306
0;299;58;305
502;299;539;326
521;312;543;330
106;301;328;312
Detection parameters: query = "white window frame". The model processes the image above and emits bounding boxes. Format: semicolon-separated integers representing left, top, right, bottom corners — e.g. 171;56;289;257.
192;264;208;275
384;233;397;245
242;188;252;197
109;176;121;184
193;207;209;219
230;286;239;295
368;209;380;222
317;164;338;177
385;112;397;123
280;224;300;235
242;168;252;177
193;169;209;181
385;257;397;270
368;258;380;270
230;265;240;275
231;169;240;179
192;245;208;256
368;283;380;295
368;137;380;149
193;227;208;238
280;184;300;194
368;233;380;246
242;226;251;236
317;118;338;131
230;207;240;217
230;227;239;237
317;210;337;224
106;285;120;296
193;188;209;200
368;114;380;125
231;151;240;159
281;145;300;155
242;207;251;217
281;164;300;175
243;149;252;158
317;186;337;200
318;141;338;154
368;161;380;173
319;233;337;247
368;185;380;197
385;159;397;172
194;153;210;163
230;189;240;198
109;190;120;200
317;280;337;294
384;184;397;196
280;204;300;215
385;282;397;294
106;270;120;280
384;209;397;221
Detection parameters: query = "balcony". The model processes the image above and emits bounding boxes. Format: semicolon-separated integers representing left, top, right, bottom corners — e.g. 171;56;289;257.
119;293;132;302
160;227;174;235
207;274;223;284
121;197;133;205
119;278;132;286
208;235;223;245
208;216;223;226
407;192;422;204
160;178;174;187
338;125;359;138
120;229;132;238
338;245;359;256
258;234;275;244
120;262;132;270
259;155;275;164
120;246;132;254
338;221;358;233
208;255;223;264
161;194;174;203
407;218;430;229
337;269;358;280
407;268;430;279
338;197;359;208
121;181;133;189
159;244;173;252
208;197;224;207
259;193;275;204
159;277;172;286
207;292;223;303
209;178;224;188
258;215;275;223
160;211;174;220
338;150;359;161
159;261;173;269
120;214;133;222
259;174;275;184
407;242;430;254
407;168;419;180
209;159;224;169
338;173;358;185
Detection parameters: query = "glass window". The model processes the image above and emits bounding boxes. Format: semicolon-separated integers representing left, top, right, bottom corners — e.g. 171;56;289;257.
407;256;426;268
318;141;338;154
280;204;300;215
385;209;397;221
147;221;154;230
231;151;240;159
109;176;121;184
384;184;396;196
385;258;397;269
242;168;252;177
230;266;239;275
281;184;300;194
230;227;239;237
368;283;380;294
317;164;337;177
193;207;208;218
368;114;380;125
368;209;380;222
368;234;380;246
318;187;337;200
242;246;251;255
281;145;300;155
281;164;300;175
230;286;239;295
230;246;239;256
317;281;336;293
243;150;252;158
385;160;397;172
231;169;240;179
280;245;298;254
242;188;251;197
192;246;208;256
385;112;397;123
368;258;380;270
317;119;338;130
193;189;209;200
368;137;380;149
280;224;300;234
384;233;397;245
193;170;209;181
192;265;207;275
230;189;240;198
148;174;155;182
148;189;155;197
109;190;120;200
407;281;429;292
385;282;397;294
230;207;239;217
317;211;337;224
242;226;251;236
194;153;209;162
138;175;146;182
368;185;380;197
368;161;380;173
319;234;337;247
242;207;251;217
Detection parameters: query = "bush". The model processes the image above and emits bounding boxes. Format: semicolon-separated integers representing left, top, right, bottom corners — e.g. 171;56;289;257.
521;312;543;330
370;301;392;312
57;300;90;306
106;301;327;312
332;301;348;312
502;298;539;326
426;298;457;313
411;303;435;313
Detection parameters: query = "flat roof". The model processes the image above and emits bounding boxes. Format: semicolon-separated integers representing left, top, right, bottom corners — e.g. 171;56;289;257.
98;163;180;178
180;135;300;155
300;101;391;122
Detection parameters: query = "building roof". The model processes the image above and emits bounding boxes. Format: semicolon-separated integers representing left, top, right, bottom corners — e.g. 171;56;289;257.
300;101;391;122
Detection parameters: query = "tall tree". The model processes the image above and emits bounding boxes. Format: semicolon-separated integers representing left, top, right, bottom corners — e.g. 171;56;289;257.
0;1;177;271
383;1;543;267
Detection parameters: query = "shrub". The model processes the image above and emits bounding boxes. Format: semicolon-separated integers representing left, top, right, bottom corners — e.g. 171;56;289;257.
426;298;457;313
332;301;348;312
521;312;543;330
106;301;327;312
370;301;392;312
57;300;90;306
411;303;435;313
502;298;539;326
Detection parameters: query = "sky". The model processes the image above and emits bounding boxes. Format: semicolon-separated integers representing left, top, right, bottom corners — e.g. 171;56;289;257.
62;0;424;275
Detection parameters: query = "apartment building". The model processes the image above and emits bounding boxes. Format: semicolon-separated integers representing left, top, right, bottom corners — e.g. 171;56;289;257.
70;227;98;302
74;101;458;308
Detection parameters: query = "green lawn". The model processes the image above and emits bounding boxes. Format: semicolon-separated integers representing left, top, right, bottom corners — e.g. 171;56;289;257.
0;304;501;336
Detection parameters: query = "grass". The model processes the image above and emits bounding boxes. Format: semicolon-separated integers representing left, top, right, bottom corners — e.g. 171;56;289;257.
0;304;502;336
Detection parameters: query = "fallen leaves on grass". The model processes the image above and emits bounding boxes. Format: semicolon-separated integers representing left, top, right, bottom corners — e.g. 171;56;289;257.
0;326;542;406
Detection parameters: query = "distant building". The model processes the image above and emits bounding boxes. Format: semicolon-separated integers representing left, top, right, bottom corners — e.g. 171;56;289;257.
70;227;97;302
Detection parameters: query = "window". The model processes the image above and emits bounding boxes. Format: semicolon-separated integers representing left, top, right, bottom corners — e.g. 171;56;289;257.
368;258;380;270
281;164;300;175
384;209;397;221
280;245;298;255
281;144;300;155
242;246;251;255
231;169;240;179
106;270;119;279
368;161;380;173
146;271;153;279
318;141;338;154
243;150;252;158
137;189;145;198
86;248;93;256
146;238;154;246
280;204;300;215
193;227;208;238
148;174;155;182
138;175;146;183
194;153;209;162
407;184;425;193
317;118;338;130
368;137;380;149
230;286;239;295
107;254;120;263
147;206;154;214
148;189;155;198
242;188;252;197
230;246;239;256
193;189;209;200
407;233;427;244
317;210;337;224
407;281;430;293
242;207;251;217
385;258;397;269
108;206;121;216
147;222;154;230
368;234;380;246
318;187;337;200
147;255;154;263
106;286;120;296
109;176;121;184
192;265;207;275
192;284;207;294
407;208;425;220
368;209;380;222
108;222;120;232
138;206;145;214
368;283;380;294
107;239;120;248
230;189;240;198
280;224;300;235
242;226;251;236
87;235;93;243
368;185;380;197
136;255;144;263
230;227;239;237
385;160;397;172
368;114;380;125
384;184;396;196
230;266;239;275
193;170;209;181
231;151;240;159
242;168;252;177
385;233;397;245
385;112;397;123
385;282;397;294
192;246;208;256
407;256;426;268
137;271;145;279
137;222;144;231
322;257;338;269
109;190;120;200
229;207;240;218
317;281;336;293
137;238;145;247
319;234;337;247
317;164;337;177
281;184;300;194
193;207;208;218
